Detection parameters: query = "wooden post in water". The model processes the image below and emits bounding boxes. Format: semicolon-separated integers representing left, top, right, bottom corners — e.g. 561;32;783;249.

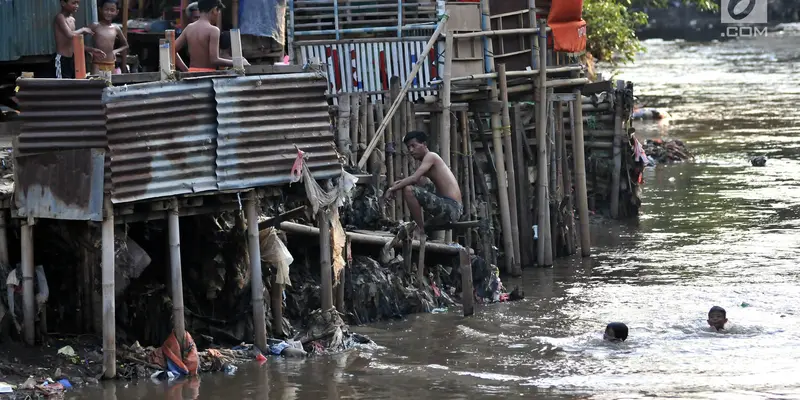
319;209;333;310
101;199;116;378
460;247;474;316
571;92;591;257
245;192;267;351
384;99;396;220
168;199;186;343
338;94;352;162
536;24;553;266
400;98;410;221
497;64;522;276
548;94;558;258
20;218;34;346
450;114;459;243
610;80;625;219
359;93;369;164
488;91;515;273
390;78;403;220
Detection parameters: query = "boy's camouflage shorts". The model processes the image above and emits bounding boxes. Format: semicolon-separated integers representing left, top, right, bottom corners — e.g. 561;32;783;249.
411;186;463;227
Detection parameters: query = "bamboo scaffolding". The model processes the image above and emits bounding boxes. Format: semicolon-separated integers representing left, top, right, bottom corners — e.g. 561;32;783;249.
497;64;522;276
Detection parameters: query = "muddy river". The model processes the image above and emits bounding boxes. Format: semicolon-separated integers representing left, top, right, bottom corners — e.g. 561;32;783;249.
82;28;800;399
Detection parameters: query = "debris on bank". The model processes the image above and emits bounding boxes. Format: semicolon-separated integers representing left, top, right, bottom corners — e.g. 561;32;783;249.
642;138;693;165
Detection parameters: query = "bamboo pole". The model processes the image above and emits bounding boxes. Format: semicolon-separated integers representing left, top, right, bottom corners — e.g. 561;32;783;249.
429;66;582;85
319;210;333;311
512;105;533;267
246;192;267;352
73;36;86;79
459;111;472;248
441;22;453;243
536;24;552;266
375;101;386;175
366;101;377;175
166;30;176;69
350;95;360;165
357;14;449;170
571;92;591;257
338;94;352;163
159;39;170;80
232;0;239;28
560;101;576;255
101;199;115;378
231;29;244;72
497;64;522;276
271;275;283;337
450;114;459;245
21;219;34;346
548;95;558;259
390;78;403;219
122;0;129;40
168;199;186;343
555;100;565;255
451;26;548;39
384;100;396;220
400;97;410;221
459;248;474;317
610;80;625;219
359;92;368;160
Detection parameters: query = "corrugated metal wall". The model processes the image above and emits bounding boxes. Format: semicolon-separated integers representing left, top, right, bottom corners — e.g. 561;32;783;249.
0;0;98;62
214;73;341;191
300;39;437;103
104;79;220;204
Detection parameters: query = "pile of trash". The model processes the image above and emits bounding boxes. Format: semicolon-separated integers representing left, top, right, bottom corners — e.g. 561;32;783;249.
642;138;692;164
470;256;524;304
344;255;455;324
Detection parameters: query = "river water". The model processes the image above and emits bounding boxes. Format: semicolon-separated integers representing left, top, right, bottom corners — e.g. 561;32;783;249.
85;29;800;399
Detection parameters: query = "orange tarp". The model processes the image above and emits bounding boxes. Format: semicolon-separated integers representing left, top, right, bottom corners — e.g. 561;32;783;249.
547;0;587;53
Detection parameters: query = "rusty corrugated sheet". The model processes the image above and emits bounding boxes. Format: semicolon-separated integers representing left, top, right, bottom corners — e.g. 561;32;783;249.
0;0;98;62
103;79;219;204
16;78;107;153
15;148;105;221
213;73;341;191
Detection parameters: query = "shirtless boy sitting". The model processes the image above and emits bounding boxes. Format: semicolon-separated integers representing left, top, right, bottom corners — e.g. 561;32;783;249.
89;0;129;79
53;0;105;78
175;0;249;72
384;131;463;238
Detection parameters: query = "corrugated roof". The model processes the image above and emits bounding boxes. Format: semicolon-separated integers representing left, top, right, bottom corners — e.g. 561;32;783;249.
103;79;220;204
0;0;98;62
214;73;341;191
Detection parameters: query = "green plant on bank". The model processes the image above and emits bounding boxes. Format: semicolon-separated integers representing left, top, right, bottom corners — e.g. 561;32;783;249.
583;0;718;65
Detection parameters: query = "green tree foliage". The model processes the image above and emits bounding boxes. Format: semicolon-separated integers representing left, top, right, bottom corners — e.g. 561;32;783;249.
583;0;718;65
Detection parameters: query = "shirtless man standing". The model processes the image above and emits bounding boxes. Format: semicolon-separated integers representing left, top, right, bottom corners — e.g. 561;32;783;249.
384;131;463;237
175;0;248;72
53;0;104;78
89;0;129;79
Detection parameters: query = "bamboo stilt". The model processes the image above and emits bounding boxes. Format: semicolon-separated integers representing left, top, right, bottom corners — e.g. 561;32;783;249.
319;209;333;310
497;64;522;276
21;219;34;346
561;101;577;255
460;111;473;248
512;105;534;267
350;95;360;165
101;199;115;378
390;78;403;220
450;114;459;244
460;248;474;317
610;80;625;218
246;192;267;351
548;95;558;259
442;22;453;243
400;97;410;221
168;199;186;343
536;24;553;267
571;91;591;257
338;94;352;161
359;93;368;160
384;100;396;220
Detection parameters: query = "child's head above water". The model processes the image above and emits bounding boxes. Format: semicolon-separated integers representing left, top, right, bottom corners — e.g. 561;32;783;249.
707;306;727;331
603;322;628;342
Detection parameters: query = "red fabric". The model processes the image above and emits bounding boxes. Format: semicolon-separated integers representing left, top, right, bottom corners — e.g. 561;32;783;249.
547;0;587;53
148;331;199;376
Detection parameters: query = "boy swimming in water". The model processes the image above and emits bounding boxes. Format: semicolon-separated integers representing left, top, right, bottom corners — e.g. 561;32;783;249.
603;322;628;342
707;306;728;331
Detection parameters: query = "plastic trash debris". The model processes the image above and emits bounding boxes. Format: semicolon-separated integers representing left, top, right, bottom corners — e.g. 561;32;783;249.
150;370;177;383
255;353;267;363
0;382;13;393
35;382;64;396
431;308;448;314
223;364;237;375
57;346;76;357
741;302;751;308
57;379;72;389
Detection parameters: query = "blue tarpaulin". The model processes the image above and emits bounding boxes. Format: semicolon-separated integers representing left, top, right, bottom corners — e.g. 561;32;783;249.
239;0;286;44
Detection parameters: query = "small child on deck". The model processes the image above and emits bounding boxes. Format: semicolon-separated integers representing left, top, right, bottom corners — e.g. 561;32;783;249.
53;0;104;78
89;0;129;80
707;306;728;331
